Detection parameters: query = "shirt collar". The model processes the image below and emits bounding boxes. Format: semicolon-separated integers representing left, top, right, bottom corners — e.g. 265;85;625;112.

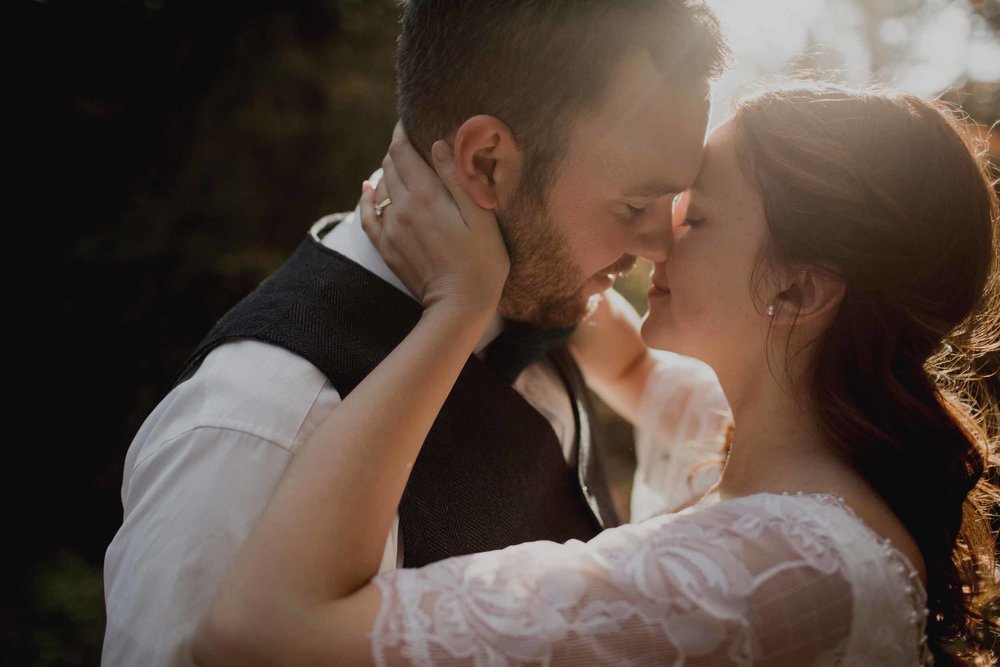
317;168;505;356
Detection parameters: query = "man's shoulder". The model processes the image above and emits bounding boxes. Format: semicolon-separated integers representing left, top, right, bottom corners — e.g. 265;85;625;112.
141;338;341;457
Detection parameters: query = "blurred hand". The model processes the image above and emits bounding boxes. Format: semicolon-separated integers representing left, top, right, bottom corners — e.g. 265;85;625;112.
360;121;510;318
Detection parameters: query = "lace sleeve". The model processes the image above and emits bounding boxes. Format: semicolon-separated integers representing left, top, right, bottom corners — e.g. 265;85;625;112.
369;497;856;666
631;351;732;522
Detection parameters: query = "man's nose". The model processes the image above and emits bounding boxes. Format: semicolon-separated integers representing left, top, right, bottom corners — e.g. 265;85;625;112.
628;209;674;263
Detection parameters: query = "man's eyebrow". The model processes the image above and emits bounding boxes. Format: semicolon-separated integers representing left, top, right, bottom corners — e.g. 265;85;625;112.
621;182;687;198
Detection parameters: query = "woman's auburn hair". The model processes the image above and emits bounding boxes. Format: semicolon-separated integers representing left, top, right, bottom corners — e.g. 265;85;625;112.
698;81;999;666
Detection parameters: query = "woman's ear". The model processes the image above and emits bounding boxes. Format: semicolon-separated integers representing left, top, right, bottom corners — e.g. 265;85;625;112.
452;115;524;210
769;267;845;327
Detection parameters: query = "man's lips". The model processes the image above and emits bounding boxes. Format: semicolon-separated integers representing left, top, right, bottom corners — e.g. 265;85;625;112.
649;280;671;296
585;257;638;290
603;255;638;278
587;273;616;291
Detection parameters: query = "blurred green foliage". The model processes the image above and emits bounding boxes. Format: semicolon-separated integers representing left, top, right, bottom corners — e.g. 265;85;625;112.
6;553;107;667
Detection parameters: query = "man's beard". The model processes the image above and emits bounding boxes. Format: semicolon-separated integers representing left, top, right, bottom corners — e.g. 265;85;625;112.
496;181;637;329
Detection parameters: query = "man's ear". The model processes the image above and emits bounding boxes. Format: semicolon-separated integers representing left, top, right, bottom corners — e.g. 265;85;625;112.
452;115;523;211
769;267;845;327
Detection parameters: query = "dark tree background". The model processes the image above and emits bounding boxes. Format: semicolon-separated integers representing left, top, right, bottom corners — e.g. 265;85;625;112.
8;0;998;664
13;1;403;664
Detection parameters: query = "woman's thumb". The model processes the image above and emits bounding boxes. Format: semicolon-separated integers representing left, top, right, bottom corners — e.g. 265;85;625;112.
431;140;455;176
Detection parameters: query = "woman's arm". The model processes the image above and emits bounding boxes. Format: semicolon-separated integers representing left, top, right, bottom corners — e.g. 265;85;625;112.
191;125;510;667
569;287;654;425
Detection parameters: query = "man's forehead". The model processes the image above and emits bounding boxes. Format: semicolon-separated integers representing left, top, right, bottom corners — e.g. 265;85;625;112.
594;141;706;196
575;115;709;196
620;178;691;199
564;93;709;195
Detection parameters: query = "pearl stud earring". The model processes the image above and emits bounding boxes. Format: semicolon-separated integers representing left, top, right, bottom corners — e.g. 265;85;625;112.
765;304;777;317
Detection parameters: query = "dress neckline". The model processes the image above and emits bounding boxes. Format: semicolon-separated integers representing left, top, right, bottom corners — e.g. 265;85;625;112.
689;488;934;664
778;491;935;665
697;489;930;615
680;491;934;666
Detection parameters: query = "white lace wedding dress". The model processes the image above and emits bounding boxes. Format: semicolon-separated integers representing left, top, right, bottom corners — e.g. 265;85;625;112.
369;351;934;666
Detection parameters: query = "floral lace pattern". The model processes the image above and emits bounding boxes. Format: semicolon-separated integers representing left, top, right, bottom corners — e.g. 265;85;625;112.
370;492;932;666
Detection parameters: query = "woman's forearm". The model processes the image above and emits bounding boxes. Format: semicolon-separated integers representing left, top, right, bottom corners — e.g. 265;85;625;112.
202;302;494;646
570;288;652;424
192;123;513;665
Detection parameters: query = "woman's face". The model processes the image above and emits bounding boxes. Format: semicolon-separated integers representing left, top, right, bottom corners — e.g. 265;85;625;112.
640;120;773;379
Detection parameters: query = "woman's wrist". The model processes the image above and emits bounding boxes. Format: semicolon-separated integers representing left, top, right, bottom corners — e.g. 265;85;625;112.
422;297;497;342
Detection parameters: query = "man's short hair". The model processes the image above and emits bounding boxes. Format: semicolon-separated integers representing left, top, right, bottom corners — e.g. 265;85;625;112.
396;0;730;197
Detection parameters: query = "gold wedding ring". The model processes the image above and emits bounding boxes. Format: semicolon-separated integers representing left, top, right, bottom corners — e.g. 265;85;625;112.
374;197;392;217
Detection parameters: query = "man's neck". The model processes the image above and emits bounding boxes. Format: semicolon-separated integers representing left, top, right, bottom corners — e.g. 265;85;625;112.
320;168;505;356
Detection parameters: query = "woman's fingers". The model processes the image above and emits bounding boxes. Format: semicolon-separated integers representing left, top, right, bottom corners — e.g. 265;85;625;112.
372;174;393;224
375;158;429;261
387;121;435;193
365;158;435;300
380;139;409;199
377;149;416;237
359;181;382;247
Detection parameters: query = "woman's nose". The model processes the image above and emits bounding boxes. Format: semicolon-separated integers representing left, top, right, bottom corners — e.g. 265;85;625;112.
668;191;691;244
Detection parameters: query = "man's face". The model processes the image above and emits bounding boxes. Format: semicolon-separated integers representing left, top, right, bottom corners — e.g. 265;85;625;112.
495;49;710;329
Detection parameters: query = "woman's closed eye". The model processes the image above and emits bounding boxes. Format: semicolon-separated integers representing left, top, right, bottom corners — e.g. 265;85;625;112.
681;217;706;228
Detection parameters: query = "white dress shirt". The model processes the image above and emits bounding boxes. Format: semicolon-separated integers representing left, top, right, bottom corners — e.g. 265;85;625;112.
101;173;577;667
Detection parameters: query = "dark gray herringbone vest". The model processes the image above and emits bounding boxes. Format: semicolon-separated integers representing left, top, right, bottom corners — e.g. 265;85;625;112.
168;214;619;568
